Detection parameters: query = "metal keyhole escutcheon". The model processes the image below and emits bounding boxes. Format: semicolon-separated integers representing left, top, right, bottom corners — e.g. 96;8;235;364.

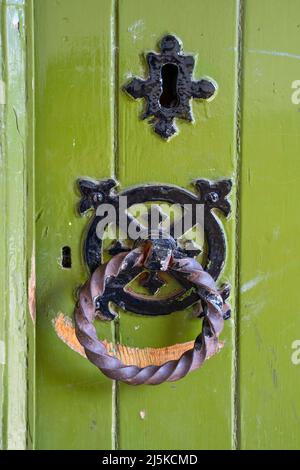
123;35;217;139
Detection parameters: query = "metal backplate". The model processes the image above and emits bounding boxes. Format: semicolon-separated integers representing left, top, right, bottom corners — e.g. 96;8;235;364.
123;35;217;139
78;178;231;316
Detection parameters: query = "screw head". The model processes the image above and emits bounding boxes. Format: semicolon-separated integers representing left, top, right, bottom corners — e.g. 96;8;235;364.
160;35;181;53
93;192;103;203
206;191;219;203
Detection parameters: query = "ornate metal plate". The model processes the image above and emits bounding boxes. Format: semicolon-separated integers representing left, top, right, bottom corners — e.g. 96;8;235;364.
123;35;217;139
78;178;231;317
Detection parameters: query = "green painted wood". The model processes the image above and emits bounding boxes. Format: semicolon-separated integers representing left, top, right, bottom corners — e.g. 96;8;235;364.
26;0;36;450
117;0;239;450
4;0;300;451
34;0;116;450
0;0;32;450
239;0;300;450
0;0;6;450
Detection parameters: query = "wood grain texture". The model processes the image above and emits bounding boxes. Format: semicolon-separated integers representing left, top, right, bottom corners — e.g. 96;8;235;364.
239;0;300;450
54;312;222;367
34;0;115;450
26;0;36;450
117;0;239;449
5;0;300;450
0;0;30;450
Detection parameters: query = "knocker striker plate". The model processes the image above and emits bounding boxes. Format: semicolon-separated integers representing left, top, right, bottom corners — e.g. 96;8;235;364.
78;178;231;319
123;34;217;139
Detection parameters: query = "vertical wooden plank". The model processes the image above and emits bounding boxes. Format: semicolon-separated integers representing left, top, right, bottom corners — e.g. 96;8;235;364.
239;0;300;449
0;0;7;450
26;0;36;450
0;0;30;450
117;0;239;449
34;0;115;449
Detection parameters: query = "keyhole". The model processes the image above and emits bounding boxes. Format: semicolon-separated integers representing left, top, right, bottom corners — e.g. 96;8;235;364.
61;246;72;268
159;63;179;108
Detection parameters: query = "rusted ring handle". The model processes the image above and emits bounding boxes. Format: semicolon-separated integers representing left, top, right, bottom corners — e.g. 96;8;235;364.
74;249;230;385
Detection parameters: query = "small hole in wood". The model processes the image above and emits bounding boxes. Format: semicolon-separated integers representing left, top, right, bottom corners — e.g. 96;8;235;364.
62;246;72;268
160;63;179;109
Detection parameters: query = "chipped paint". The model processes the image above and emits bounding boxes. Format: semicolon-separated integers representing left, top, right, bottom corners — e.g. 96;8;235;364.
248;48;300;60
0;341;5;365
54;313;206;367
241;274;268;293
272;226;280;240
28;251;36;323
128;19;145;41
53;313;86;357
12;12;20;32
0;80;6;105
124;72;134;80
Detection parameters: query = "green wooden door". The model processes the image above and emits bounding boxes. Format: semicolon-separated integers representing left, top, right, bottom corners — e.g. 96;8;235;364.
1;0;300;450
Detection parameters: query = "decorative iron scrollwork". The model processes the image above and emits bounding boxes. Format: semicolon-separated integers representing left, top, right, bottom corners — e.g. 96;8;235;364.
78;178;231;317
123;35;217;139
65;178;233;384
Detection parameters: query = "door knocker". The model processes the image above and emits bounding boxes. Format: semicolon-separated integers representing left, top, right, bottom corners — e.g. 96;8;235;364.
123;35;217;139
58;178;232;385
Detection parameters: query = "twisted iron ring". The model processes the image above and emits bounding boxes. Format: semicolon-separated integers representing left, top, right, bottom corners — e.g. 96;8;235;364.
74;247;230;385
